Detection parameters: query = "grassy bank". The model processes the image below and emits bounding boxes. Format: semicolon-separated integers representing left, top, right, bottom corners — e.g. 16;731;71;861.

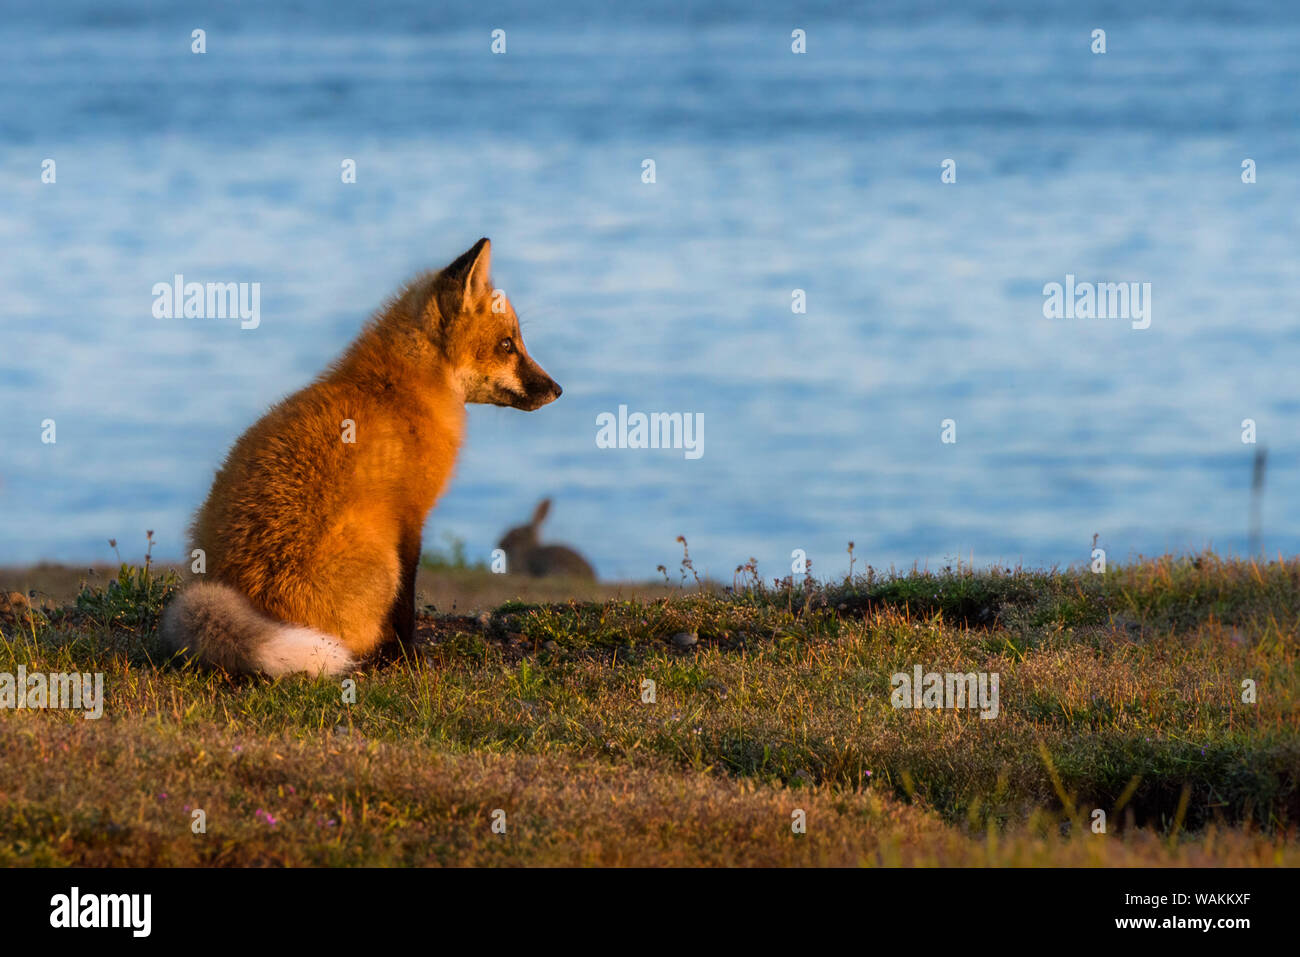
1;552;1296;866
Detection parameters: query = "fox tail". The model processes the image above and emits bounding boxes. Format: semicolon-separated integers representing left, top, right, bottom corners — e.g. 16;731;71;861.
160;581;354;676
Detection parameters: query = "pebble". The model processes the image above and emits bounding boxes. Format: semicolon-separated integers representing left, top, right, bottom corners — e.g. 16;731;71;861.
671;630;698;649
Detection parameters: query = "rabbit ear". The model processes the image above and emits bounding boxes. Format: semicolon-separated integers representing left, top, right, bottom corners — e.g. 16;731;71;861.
532;498;552;527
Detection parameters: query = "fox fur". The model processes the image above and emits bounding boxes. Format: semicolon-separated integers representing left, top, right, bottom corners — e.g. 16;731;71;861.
160;239;561;676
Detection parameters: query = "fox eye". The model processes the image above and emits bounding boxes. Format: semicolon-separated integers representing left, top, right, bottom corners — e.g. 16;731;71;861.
499;337;514;354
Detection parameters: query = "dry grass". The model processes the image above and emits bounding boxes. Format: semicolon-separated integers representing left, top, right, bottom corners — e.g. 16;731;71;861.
2;721;1294;867
0;551;1296;866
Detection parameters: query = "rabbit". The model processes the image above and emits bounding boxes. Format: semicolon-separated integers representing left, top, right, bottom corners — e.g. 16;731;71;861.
497;498;596;579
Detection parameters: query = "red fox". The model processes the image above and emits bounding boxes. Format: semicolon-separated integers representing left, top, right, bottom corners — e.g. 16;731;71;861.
160;239;561;676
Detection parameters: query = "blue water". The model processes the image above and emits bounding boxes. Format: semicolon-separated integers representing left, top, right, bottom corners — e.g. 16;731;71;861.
2;0;1298;580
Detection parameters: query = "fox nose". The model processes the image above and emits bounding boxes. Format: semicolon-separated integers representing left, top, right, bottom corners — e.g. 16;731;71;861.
551;382;562;398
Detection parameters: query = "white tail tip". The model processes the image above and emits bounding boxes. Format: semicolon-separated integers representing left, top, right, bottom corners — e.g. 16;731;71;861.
253;625;356;677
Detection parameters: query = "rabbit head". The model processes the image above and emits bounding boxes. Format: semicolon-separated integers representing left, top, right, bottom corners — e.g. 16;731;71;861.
497;498;551;563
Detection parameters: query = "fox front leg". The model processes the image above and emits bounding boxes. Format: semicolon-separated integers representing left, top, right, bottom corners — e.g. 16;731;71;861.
389;530;421;647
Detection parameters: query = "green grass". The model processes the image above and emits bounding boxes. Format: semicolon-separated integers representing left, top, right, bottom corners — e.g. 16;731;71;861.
0;551;1296;866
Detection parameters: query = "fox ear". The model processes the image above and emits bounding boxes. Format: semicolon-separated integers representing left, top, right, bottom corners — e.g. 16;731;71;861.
532;498;551;528
445;238;492;305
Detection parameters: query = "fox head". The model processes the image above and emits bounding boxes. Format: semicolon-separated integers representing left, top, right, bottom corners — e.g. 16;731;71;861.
431;238;561;411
